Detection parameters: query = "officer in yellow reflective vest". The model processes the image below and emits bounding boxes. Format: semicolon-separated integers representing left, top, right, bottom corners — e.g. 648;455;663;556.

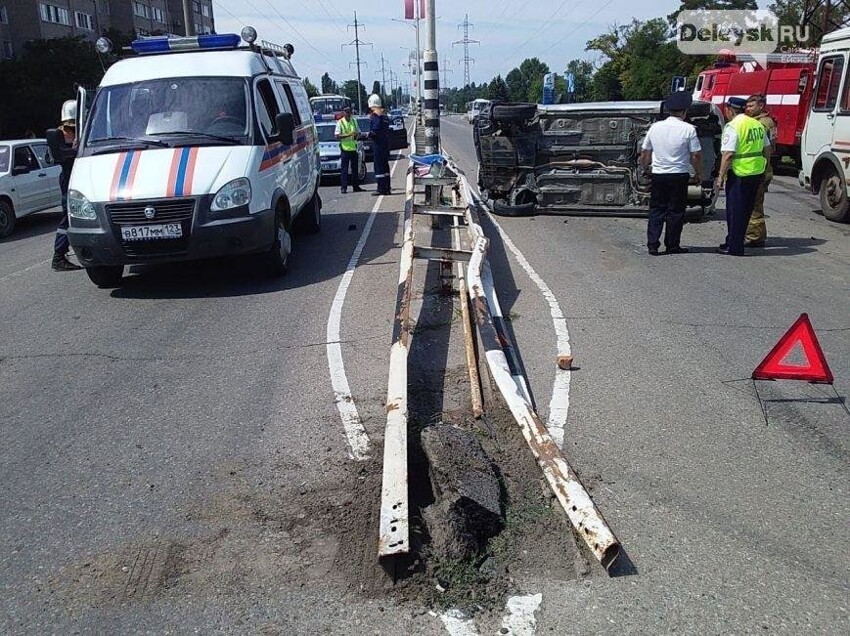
715;96;770;256
334;106;364;194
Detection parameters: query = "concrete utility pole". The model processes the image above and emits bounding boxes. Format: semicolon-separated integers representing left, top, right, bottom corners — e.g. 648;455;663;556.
342;12;372;114
182;0;195;36
423;0;440;154
453;14;480;88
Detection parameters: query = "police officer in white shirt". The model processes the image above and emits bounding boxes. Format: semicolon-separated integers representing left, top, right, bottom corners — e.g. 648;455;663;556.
640;92;703;255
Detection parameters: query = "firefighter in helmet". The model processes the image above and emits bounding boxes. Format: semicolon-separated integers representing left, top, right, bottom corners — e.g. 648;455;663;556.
46;100;81;271
744;93;775;247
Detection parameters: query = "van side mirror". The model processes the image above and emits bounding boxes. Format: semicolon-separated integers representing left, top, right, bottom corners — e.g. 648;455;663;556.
275;113;295;146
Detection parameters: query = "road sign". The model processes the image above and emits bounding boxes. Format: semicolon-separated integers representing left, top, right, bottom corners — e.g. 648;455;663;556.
543;73;555;105
671;75;687;92
752;313;834;383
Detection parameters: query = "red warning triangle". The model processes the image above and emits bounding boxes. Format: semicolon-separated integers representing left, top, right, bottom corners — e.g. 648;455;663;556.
752;313;834;384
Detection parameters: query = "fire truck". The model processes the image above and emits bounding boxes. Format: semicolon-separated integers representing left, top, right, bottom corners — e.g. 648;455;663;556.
692;51;817;166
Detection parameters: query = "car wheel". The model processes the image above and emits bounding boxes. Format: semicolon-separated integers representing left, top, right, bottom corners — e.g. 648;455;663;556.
819;166;850;223
491;103;537;122
491;198;536;217
85;265;123;288
261;206;291;277
0;199;16;238
359;157;367;182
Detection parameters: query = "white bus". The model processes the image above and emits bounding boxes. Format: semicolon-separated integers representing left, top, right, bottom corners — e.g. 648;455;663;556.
466;98;490;123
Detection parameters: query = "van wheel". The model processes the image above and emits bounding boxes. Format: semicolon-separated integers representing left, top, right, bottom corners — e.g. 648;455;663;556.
491;103;537;122
819;166;850;223
261;208;291;276
0;200;16;238
85;265;123;288
295;191;321;235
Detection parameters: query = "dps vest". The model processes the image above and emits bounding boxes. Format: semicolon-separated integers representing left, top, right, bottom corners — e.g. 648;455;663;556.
338;117;358;152
728;114;767;177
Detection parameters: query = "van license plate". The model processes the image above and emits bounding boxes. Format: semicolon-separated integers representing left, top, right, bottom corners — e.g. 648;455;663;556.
121;223;182;241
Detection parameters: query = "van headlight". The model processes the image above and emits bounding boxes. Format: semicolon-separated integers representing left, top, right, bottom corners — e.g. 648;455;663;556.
211;178;251;212
68;190;97;220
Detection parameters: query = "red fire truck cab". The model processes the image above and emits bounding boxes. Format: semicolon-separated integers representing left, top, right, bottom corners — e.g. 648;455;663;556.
692;52;816;166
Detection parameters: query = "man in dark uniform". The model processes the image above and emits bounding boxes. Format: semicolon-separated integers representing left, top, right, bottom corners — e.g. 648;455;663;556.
46;100;81;271
640;91;703;255
367;93;391;196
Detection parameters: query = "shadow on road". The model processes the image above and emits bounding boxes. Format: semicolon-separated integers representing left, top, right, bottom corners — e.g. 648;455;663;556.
109;210;386;299
0;210;62;244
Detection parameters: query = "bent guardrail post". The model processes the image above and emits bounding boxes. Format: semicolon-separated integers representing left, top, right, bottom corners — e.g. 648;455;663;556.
454;168;622;571
378;169;416;559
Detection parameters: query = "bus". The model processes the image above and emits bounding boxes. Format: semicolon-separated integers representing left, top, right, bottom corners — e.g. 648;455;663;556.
310;94;353;120
466;98;490;123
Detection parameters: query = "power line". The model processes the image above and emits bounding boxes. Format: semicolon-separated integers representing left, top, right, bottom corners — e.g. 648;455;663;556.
256;0;340;69
315;0;348;37
532;0;614;58
453;14;480;88
342;11;373;113
440;56;454;90
511;0;576;54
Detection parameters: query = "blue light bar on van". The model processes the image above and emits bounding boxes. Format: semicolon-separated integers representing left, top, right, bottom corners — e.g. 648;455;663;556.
130;33;242;55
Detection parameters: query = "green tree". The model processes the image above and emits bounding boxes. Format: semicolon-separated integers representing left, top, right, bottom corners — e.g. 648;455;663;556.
769;0;850;46
0;35;118;138
505;58;550;102
486;75;510;101
563;59;594;102
340;80;368;112
303;77;319;98
320;72;338;95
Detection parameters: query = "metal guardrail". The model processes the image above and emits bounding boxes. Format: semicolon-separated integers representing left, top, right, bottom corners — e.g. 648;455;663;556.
379;121;621;571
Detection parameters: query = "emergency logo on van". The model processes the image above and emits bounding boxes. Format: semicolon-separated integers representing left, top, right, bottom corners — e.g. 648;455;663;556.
166;147;199;197
109;150;142;201
259;126;315;172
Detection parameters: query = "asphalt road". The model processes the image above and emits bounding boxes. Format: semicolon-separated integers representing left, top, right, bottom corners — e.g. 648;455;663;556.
439;114;849;633
1;118;848;634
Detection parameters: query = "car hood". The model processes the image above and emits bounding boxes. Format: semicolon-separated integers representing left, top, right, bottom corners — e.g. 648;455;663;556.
319;142;341;157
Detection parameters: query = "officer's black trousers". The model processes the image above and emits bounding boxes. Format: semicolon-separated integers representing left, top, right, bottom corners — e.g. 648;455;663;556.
724;173;762;255
647;173;689;251
340;149;359;190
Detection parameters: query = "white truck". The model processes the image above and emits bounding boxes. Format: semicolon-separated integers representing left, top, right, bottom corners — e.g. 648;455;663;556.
0;139;62;238
799;26;850;223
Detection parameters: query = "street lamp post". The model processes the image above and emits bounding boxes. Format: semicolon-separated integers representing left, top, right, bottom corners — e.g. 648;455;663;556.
391;12;422;118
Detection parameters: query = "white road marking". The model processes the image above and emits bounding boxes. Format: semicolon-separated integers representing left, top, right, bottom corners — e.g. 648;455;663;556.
476;199;572;449
326;156;402;461
500;593;543;635
0;259;51;284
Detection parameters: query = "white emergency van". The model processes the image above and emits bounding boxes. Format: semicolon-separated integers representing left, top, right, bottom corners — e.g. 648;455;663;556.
67;29;321;287
799;26;850;223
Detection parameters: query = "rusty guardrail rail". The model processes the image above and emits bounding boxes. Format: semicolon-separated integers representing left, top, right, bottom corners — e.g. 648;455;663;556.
379;122;620;570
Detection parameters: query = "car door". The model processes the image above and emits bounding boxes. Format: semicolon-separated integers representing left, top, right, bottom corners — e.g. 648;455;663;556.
804;53;846;161
29;142;62;209
254;76;288;214
10;144;45;215
277;80;315;209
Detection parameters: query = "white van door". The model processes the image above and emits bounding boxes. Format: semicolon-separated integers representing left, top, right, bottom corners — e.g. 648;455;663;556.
254;77;293;216
805;54;846;160
277;80;314;209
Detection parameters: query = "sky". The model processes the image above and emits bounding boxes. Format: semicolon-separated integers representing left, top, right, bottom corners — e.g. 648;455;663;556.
212;1;774;91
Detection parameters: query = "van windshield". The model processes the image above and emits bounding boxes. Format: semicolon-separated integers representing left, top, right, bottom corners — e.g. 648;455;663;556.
84;77;252;151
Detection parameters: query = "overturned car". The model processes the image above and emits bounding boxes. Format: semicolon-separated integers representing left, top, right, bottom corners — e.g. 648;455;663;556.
474;100;723;217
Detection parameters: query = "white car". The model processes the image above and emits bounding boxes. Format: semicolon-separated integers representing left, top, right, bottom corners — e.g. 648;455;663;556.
0;139;62;238
316;121;367;182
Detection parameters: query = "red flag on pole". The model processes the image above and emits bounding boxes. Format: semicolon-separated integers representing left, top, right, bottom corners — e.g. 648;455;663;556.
404;0;425;20
752;313;834;384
